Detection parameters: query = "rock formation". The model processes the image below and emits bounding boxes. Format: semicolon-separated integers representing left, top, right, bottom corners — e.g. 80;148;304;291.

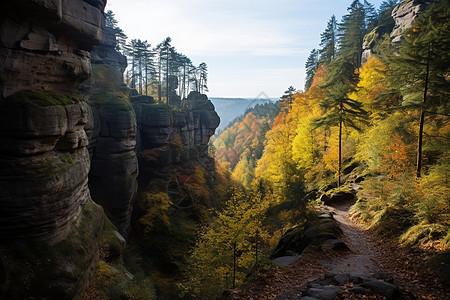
87;26;138;236
133;91;220;187
361;0;437;64
390;0;438;44
0;0;106;298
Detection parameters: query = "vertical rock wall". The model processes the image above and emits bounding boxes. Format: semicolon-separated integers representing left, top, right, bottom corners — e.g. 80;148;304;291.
87;27;138;236
133;91;220;189
0;0;106;298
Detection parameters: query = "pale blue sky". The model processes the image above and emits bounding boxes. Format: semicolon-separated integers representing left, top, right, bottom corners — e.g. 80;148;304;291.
106;0;385;98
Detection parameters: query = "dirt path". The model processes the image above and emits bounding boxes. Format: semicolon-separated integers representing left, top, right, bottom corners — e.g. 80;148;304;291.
320;201;383;275
222;201;448;300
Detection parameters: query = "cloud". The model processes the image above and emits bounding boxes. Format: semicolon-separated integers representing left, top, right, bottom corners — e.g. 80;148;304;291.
107;0;301;57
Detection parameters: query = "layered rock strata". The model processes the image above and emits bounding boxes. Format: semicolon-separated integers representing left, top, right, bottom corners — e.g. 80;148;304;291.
87;26;138;236
390;0;438;44
0;0;106;298
133;91;220;177
362;0;437;64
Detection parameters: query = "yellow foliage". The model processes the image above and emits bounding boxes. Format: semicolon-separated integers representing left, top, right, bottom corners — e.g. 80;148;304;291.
139;192;170;231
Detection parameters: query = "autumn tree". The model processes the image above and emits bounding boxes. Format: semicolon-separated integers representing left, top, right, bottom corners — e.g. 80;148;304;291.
386;0;450;177
180;186;270;298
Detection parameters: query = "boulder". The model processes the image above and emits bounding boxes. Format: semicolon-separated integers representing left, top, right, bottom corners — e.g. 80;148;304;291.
323;191;355;205
271;218;344;259
276;272;401;300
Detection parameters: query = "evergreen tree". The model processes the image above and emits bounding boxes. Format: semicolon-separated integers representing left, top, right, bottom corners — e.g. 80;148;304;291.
363;0;378;32
338;0;367;68
319;15;337;64
305;49;319;91
105;10;128;53
198;62;208;93
377;0;398;28
280;86;296;112
316;57;368;186
387;0;450;177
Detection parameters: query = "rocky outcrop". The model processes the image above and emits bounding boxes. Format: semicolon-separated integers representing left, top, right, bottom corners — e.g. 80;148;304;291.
0;0;106;298
271;211;348;259
361;25;392;64
87;26;138;236
276;273;401;300
0;0;105;97
390;0;437;44
134;91;219;172
361;0;437;64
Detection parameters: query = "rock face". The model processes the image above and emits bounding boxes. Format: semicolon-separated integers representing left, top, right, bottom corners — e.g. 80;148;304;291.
271;211;347;259
133;91;220;184
87;26;138;236
361;25;392;65
361;0;437;64
390;0;437;44
0;0;106;298
0;0;105;98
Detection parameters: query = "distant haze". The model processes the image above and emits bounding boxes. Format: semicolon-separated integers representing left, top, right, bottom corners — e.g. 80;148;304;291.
210;97;278;132
106;0;385;98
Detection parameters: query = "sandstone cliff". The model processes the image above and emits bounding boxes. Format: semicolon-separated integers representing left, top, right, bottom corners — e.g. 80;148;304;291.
362;0;437;64
87;26;138;237
0;1;220;298
0;0;106;298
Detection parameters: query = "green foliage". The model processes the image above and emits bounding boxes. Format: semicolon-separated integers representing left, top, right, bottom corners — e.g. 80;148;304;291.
3;90;85;107
319;15;337;64
89;91;133;111
179;185;271;298
305;49;319;91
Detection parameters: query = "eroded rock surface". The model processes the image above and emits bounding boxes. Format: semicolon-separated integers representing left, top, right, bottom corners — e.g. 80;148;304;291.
390;0;437;44
0;0;106;298
87;26;138;236
0;0;106;97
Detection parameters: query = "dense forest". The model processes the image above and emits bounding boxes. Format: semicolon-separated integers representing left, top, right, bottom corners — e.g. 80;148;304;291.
105;10;209;102
96;0;449;298
182;0;449;298
0;0;448;299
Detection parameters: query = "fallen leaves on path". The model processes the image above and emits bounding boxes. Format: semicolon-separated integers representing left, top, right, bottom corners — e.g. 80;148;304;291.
220;201;449;300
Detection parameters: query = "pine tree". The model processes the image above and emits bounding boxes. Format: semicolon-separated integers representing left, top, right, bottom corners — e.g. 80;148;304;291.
316;57;367;186
338;0;367;68
105;10;128;54
319;15;337;64
387;0;450;177
363;0;378;32
198;62;208;93
377;0;398;28
305;49;319;91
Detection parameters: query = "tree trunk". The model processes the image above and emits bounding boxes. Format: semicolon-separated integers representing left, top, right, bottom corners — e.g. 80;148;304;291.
166;52;170;105
232;241;237;289
338;103;343;187
417;51;430;178
255;230;259;263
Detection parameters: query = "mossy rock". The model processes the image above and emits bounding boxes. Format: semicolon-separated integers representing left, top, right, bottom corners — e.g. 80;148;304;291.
100;217;126;263
89;91;133;111
271;218;343;258
0;201;104;299
428;252;450;286
372;206;414;238
3;90;85;107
